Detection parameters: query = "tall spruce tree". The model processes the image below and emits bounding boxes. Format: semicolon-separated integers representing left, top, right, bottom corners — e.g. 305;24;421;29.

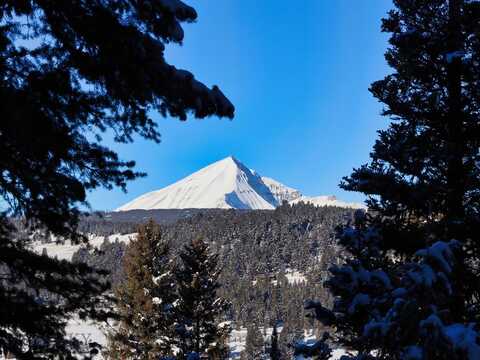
299;0;480;359
0;0;233;357
278;320;295;359
105;221;176;359
269;323;281;360
173;238;230;359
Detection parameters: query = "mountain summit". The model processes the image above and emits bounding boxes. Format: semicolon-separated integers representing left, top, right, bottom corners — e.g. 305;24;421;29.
116;156;364;211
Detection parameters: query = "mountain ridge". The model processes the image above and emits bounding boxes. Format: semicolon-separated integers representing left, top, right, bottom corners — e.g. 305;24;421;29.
116;156;364;211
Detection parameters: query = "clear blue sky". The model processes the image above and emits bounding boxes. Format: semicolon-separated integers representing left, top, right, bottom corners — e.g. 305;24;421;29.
88;0;393;211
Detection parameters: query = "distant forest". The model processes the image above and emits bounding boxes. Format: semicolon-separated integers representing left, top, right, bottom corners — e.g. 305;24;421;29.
72;203;354;336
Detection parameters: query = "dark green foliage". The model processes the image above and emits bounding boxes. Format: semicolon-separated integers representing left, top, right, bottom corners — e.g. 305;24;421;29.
0;217;112;358
163;203;348;328
300;1;480;359
105;220;176;359
73;204;350;332
269;323;281;360
173;238;230;359
77;209;209;235
341;0;479;252
72;237;127;285
0;0;233;357
1;0;233;238
278;320;297;359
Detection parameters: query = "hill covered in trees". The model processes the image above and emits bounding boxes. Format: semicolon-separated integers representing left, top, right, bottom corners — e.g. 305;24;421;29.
72;203;354;350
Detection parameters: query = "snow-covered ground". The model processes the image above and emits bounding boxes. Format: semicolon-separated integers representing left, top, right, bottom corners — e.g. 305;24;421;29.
330;349;349;359
285;269;308;284
66;317;109;349
228;326;347;359
30;233;136;261
62;312;352;360
228;328;247;358
63;320;348;359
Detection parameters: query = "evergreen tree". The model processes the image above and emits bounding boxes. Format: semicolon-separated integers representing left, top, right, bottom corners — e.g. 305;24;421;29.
1;0;233;237
0;219;111;358
173;238;231;359
243;323;264;360
105;220;176;359
269;323;281;360
0;0;233;357
300;0;480;359
278;320;294;359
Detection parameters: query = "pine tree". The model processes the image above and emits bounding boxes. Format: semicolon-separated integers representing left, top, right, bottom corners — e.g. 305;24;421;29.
269;323;281;360
278;320;294;359
243;323;264;360
299;0;480;359
105;220;176;359
0;0;233;357
0;219;111;358
173;238;231;359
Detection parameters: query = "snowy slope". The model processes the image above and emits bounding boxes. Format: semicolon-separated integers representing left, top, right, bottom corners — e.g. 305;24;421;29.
31;233;136;261
117;156;277;210
261;176;302;203
117;156;364;211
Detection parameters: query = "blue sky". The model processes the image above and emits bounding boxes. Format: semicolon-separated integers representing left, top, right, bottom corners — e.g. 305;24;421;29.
88;0;393;211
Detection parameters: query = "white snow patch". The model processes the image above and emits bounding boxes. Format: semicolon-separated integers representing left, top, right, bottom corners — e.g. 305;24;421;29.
228;328;248;358
65;317;108;347
31;233;136;261
285;269;308;284
330;348;350;359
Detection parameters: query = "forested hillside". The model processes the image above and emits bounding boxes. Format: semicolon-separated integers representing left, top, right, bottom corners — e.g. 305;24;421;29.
73;203;354;345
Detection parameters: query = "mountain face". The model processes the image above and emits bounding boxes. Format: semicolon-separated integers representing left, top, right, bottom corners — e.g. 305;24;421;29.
116;156;364;211
260;176;302;203
117;157;277;210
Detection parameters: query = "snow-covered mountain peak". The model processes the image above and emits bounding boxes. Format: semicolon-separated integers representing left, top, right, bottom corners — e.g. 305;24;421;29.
116;157;365;211
116;156;277;211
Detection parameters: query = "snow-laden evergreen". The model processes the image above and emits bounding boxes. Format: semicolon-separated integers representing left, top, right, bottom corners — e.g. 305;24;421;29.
298;1;480;359
105;221;177;358
172;238;231;359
